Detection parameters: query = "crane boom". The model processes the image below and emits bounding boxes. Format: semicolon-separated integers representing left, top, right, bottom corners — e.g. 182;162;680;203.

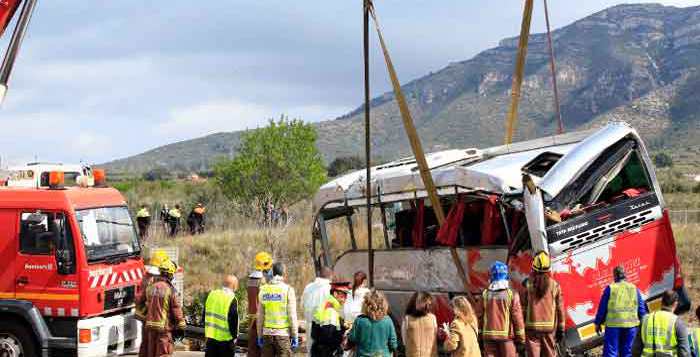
0;0;38;104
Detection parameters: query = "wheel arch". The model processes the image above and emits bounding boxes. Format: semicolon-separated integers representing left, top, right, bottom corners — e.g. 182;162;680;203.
0;300;51;351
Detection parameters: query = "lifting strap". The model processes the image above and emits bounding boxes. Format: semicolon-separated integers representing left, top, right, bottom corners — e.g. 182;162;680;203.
543;0;564;134
366;2;472;299
504;0;534;145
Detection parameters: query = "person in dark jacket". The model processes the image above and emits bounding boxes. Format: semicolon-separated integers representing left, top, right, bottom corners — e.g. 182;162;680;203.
203;275;240;357
311;282;351;356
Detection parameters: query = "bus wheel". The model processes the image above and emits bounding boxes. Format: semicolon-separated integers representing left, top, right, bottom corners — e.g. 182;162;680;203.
0;324;37;357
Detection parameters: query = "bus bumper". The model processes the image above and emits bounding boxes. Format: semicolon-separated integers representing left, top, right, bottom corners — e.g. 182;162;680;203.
76;310;141;357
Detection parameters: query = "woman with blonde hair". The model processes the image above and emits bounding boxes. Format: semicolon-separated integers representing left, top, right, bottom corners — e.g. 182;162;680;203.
442;296;480;357
402;292;438;357
347;290;398;357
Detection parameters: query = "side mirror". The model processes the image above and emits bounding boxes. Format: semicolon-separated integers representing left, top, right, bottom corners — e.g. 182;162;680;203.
52;219;75;275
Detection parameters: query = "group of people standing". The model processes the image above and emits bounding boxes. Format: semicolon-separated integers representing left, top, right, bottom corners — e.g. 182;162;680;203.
135;203;207;239
195;249;699;357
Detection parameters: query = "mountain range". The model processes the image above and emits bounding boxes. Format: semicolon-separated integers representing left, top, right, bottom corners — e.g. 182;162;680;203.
103;3;700;174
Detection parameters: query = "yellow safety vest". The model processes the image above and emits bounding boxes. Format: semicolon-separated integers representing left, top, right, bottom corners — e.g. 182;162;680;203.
137;208;150;218
168;208;182;219
641;310;678;357
689;328;700;357
606;282;639;328
313;295;342;330
204;289;237;341
260;283;290;330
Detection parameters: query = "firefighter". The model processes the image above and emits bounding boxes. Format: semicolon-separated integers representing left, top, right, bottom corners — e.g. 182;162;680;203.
257;262;299;357
136;250;170;328
689;306;700;357
632;290;690;357
481;261;525;357
137;258;186;357
522;251;565;357
136;204;151;239
168;204;182;237
194;203;206;234
248;252;274;357
595;266;648;357
310;281;351;357
204;275;240;357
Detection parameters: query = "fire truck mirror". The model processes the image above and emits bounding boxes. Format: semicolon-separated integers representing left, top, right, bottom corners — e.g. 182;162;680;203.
53;214;75;275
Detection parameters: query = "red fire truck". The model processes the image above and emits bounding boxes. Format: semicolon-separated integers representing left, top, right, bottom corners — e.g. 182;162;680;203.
311;123;690;354
0;168;144;357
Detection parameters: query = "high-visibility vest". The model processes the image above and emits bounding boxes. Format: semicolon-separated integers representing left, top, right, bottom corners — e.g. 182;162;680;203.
641;310;678;356
168;208;182;219
204;289;237;341
689;327;700;357
137;208;150;218
313;295;342;330
606;282;640;328
260;283;290;330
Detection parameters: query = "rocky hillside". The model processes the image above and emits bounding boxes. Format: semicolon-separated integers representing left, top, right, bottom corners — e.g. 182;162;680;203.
104;3;700;174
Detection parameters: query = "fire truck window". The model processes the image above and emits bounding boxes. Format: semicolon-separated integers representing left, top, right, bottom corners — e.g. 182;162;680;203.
19;212;55;255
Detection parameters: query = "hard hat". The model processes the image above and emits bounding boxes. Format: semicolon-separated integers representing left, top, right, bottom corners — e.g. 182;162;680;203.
489;261;509;283
255;252;273;271
159;259;177;276
150;250;169;267
532;251;551;273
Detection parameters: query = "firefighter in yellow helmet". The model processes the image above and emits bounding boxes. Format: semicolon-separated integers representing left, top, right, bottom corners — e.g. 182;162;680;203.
521;251;565;357
137;258;186;357
247;252;274;357
137;250;170;317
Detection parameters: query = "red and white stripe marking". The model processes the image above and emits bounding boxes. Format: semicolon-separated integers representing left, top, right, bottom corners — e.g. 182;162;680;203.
89;268;143;289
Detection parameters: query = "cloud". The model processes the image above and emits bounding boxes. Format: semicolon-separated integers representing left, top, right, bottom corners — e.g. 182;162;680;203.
156;99;351;142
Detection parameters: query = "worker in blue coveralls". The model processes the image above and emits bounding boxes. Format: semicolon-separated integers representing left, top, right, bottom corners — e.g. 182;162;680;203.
594;266;648;357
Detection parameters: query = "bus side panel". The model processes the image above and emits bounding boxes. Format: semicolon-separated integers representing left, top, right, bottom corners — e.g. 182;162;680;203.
552;217;675;337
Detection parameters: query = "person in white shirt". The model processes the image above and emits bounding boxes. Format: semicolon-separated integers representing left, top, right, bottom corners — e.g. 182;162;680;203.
301;267;334;355
343;271;370;324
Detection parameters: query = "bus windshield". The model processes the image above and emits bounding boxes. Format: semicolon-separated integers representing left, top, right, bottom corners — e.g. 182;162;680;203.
76;206;141;262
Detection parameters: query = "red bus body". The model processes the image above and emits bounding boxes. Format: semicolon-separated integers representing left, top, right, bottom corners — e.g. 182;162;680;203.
312;123;689;354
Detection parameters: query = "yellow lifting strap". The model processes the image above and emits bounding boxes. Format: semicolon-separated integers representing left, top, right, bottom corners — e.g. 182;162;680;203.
504;0;534;145
367;2;472;298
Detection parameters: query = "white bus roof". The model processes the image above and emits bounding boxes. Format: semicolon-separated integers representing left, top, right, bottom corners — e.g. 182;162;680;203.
313;122;656;212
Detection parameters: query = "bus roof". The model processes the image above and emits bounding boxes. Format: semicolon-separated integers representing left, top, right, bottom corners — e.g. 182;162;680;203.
313;122;654;212
0;186;126;211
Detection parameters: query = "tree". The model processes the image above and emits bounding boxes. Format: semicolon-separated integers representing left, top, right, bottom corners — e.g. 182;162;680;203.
214;116;327;212
142;167;169;181
327;156;365;177
653;152;673;168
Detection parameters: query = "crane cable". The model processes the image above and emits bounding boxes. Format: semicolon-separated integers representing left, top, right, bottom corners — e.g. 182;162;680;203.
543;0;564;134
504;0;534;145
365;1;473;298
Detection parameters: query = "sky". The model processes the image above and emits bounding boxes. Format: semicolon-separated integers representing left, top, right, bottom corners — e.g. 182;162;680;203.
0;0;698;166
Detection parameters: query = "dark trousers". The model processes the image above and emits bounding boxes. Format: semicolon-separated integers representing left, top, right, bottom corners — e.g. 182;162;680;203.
205;339;235;357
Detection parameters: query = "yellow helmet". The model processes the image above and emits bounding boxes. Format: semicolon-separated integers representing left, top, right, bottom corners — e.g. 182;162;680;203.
254;252;273;271
532;251;551;273
150;250;169;267
159;259;177;276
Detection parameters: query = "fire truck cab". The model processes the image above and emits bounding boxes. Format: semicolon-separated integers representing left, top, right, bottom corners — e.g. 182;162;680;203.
311;122;689;354
0;168;143;357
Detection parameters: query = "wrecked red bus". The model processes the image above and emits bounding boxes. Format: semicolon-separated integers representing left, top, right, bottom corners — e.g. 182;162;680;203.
311;123;689;354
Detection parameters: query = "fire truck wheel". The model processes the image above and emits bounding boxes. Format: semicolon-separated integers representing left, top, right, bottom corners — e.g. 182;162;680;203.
0;324;37;357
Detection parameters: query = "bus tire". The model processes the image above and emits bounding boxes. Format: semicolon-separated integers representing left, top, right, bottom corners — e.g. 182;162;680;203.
0;322;38;357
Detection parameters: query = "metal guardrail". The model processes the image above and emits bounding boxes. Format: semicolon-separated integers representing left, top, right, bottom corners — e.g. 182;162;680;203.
669;210;700;225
